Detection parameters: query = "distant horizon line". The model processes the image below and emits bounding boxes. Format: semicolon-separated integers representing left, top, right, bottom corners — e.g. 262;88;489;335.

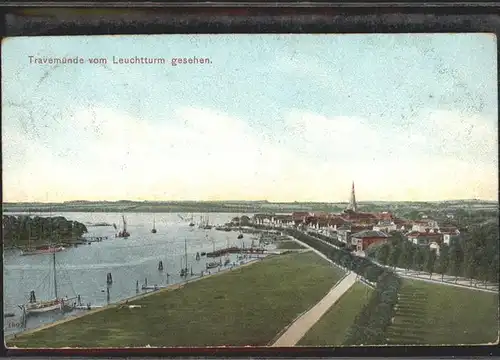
2;198;498;204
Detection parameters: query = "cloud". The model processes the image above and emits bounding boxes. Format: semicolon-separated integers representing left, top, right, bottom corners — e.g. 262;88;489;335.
3;106;318;201
2;104;497;202
282;108;497;163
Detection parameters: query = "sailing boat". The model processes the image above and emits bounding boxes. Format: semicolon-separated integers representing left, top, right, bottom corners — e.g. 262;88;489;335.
117;215;130;238
180;238;189;277
206;236;220;269
21;252;64;315
189;214;195;227
151;215;157;234
20;211;77;315
203;216;212;230
224;237;231;266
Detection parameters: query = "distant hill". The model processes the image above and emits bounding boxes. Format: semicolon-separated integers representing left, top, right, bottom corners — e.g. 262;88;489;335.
2;199;497;214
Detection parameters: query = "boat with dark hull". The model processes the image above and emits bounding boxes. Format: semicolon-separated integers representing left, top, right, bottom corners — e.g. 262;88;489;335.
116;215;130;238
151;215;157;234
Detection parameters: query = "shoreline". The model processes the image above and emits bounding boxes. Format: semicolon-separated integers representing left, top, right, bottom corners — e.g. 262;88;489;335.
6;256;270;341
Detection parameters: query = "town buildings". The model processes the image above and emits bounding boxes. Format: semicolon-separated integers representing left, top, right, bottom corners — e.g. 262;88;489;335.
251;181;462;254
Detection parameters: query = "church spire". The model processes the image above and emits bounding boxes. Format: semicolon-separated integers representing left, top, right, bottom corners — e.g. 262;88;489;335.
347;181;357;212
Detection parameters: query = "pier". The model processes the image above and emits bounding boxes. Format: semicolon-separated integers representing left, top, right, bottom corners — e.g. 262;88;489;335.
206;246;265;257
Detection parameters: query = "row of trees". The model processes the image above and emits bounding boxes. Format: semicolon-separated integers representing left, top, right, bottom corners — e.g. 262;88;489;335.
365;219;499;284
2;215;88;248
252;224;403;344
253;225;387;283
306;231;347;249
343;271;401;345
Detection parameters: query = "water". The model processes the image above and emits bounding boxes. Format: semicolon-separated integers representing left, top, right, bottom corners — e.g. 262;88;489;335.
3;212;259;335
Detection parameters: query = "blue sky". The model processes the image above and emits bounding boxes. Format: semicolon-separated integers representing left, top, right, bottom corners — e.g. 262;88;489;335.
2;34;498;202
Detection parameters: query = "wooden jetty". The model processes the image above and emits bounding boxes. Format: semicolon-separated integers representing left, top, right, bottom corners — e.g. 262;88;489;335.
206;247;265;257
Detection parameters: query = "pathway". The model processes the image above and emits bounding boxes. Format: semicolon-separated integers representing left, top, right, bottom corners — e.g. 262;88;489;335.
396;271;499;293
271;271;358;347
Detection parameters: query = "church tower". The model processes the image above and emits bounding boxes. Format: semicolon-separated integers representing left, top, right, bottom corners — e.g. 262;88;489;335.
346;181;358;212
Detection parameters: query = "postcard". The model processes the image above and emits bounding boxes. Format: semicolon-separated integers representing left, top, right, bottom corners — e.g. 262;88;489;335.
2;34;498;348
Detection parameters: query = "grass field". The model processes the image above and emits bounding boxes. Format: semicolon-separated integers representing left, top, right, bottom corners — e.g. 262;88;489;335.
276;240;306;250
8;252;345;348
297;282;374;346
387;279;499;345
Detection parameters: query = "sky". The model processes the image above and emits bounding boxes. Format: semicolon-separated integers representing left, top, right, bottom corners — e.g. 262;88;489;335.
2;34;498;203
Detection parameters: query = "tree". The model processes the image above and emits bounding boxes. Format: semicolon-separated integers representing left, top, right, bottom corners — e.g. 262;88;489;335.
448;243;463;282
412;246;424;273
463;255;476;286
398;242;413;272
487;254;499;284
436;244;450;281
376;243;390;265
423;248;437;278
387;244;402;269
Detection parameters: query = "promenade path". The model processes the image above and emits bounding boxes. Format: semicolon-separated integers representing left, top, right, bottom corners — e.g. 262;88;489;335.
271;271;357;347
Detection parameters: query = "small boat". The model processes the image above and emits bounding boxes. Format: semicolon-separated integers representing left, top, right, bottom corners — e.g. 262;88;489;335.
180;238;189;277
206;262;219;269
200;252;206;256
117;215;130;238
237;234;243;239
189;214;195;227
3;313;15;318
151;216;157;234
199;215;213;229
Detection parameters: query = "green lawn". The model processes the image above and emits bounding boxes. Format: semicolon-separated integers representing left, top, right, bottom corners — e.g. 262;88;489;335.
298;282;374;346
387;279;499;345
276;240;306;250
8;251;345;348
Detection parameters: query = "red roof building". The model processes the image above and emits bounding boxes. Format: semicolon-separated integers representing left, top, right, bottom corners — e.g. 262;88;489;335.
407;232;443;246
292;212;310;223
351;230;389;251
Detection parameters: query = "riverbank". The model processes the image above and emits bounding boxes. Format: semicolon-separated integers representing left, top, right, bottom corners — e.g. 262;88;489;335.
8;251;344;348
6;256;267;341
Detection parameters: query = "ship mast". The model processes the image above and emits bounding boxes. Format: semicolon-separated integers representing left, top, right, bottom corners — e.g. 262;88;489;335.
50;204;58;299
184;238;188;271
53;251;58;299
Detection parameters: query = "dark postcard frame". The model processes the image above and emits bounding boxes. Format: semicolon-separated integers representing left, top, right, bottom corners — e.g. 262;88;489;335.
1;2;499;358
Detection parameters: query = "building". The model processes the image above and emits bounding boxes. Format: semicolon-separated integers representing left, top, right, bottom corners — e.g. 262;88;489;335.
407;232;443;246
337;225;352;244
442;232;460;245
373;220;397;233
292;212;310;224
346;181;358;212
429;242;441;256
252;214;275;225
351;230;389;252
411;219;439;232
